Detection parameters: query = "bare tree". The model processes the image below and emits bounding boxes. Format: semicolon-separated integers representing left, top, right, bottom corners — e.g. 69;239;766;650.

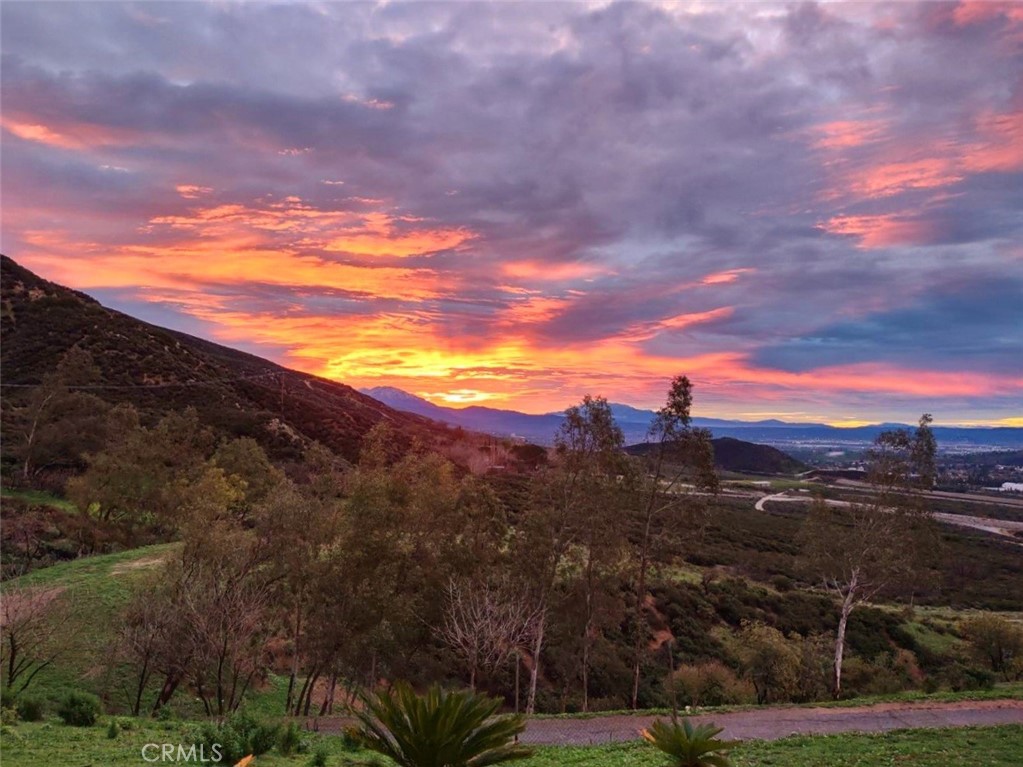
113;580;179;715
437;578;539;690
0;584;68;692
801;414;937;697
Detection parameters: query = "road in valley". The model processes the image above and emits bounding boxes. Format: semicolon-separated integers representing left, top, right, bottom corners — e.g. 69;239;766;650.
754;491;1023;541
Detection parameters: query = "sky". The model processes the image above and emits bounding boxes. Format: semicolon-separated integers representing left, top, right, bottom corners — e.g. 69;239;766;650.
2;1;1022;425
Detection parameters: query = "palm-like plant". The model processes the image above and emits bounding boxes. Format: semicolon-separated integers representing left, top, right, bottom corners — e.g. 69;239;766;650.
641;717;737;767
348;682;533;767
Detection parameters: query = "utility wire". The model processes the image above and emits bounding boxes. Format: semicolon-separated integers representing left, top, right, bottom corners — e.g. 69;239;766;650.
0;370;284;389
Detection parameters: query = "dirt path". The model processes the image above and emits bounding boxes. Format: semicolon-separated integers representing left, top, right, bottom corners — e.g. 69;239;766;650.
309;699;1023;744
517;699;1023;745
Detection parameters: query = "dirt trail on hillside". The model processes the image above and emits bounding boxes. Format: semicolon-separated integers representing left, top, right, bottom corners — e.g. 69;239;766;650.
516;699;1023;744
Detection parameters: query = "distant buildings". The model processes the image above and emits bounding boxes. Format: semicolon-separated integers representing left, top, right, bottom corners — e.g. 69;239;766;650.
997;482;1023;493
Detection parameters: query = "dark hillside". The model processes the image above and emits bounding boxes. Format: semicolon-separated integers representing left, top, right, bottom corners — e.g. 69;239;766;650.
627;437;805;474
1;254;448;463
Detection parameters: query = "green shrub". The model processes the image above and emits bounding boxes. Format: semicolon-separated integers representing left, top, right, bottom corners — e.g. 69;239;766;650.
106;719;120;739
279;720;302;756
57;691;102;727
668;661;753;707
195;711;280;764
349;682;532;767
16;695;45;722
1;706;18;726
310;745;329;767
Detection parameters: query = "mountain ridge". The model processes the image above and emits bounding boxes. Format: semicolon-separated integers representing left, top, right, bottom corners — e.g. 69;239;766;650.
362;386;1023;450
0;255;454;465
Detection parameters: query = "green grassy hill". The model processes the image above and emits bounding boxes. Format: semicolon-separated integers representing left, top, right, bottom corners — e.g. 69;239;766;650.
3;545;178;707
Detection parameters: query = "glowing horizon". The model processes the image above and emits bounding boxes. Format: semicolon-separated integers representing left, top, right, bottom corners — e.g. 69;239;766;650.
2;1;1021;426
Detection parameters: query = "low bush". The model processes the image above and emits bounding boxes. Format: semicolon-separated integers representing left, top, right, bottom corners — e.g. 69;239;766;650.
668;661;754;707
57;691;102;727
195;710;280;764
16;695;45;722
279;720;302;756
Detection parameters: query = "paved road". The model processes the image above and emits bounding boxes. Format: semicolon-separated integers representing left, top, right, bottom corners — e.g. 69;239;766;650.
755;492;1023;541
517;699;1023;745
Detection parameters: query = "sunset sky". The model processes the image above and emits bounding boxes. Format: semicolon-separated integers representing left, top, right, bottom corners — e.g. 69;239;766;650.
2;1;1021;425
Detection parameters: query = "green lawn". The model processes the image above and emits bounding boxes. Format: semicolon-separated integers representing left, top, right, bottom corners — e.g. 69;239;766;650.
1;720;1020;767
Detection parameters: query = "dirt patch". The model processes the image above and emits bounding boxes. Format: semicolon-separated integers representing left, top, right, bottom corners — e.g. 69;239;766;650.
111;555;168;575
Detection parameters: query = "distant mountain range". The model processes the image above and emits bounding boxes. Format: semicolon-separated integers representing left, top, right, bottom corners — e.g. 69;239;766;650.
361;386;1023;451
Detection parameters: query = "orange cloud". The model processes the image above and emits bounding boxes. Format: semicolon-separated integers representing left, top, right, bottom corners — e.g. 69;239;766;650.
817;214;933;249
502;260;607;281
812;119;888;150
952;1;1023;29
175;184;213;199
962;110;1023;173
844;156;963;200
700;268;753;285
18;231;442;302
0;115;139;150
621;307;733;342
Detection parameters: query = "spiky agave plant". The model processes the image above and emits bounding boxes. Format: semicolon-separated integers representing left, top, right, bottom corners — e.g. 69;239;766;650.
641;717;738;767
348;682;533;767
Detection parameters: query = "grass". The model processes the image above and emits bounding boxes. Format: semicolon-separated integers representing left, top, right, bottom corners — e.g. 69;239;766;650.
5;544;179;706
0;487;76;513
523;726;1023;767
1;720;1020;767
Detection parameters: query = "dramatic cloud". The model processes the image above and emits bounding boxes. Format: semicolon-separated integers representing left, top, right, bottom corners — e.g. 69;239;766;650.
1;1;1020;423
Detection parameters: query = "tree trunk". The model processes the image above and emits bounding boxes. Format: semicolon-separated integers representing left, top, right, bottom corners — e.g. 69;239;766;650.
286;603;302;713
630;546;650;710
526;611;546;715
133;655;151;716
582;547;594;713
833;576;858;698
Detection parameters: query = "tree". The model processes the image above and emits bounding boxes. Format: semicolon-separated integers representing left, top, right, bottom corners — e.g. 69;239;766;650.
113;576;180;715
437;578;539;690
734;621;799;705
11;346;110;481
800;414;938;697
628;376;718;709
516;395;630;713
0;584;68;693
961;616;1023;681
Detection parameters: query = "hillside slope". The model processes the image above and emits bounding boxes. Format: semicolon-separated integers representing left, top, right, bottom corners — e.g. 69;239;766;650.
626;438;805;475
0;255;448;463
